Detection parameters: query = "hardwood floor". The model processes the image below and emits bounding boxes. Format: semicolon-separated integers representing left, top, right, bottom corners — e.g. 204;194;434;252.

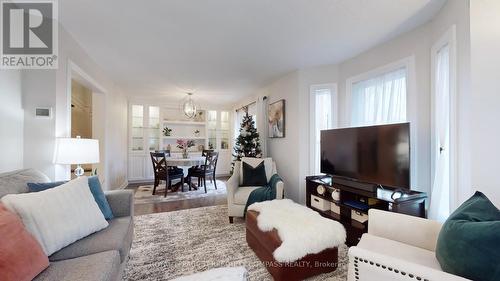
127;177;229;216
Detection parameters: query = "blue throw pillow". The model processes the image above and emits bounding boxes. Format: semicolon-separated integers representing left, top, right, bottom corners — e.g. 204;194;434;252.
27;181;67;192
87;176;114;220
27;176;114;220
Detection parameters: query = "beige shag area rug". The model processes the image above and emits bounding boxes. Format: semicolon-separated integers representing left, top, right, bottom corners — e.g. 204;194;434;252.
124;205;348;280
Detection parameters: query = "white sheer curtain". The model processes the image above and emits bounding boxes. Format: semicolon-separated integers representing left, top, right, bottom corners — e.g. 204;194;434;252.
234;109;245;142
314;89;333;174
256;96;268;157
350;68;407;126
429;45;451;222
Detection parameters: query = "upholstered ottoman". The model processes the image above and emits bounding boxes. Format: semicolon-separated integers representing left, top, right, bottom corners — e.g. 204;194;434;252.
246;199;345;281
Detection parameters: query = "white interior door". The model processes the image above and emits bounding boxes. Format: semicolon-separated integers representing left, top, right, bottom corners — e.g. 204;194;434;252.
430;26;456;221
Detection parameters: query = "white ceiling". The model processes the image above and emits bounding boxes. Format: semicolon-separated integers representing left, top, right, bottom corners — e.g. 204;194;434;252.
59;0;446;105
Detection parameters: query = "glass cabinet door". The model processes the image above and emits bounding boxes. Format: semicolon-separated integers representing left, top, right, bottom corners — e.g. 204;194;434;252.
207;110;217;150
148;106;160;151
131;105;144;151
220;111;230;150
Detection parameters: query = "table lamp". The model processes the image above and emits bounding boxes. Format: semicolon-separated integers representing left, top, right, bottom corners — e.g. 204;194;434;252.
53;136;100;177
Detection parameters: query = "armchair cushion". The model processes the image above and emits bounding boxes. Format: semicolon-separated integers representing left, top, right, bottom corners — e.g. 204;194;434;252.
241;161;267;187
234;186;261;205
436;191;500;281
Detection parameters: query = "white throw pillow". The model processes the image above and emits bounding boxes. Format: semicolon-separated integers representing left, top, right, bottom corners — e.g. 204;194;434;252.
1;176;108;255
240;157;273;185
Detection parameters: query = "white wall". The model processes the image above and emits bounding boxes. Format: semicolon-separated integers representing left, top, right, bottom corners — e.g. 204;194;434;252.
265;72;302;202
92;92;106;182
22;70;57;178
234;72;304;202
297;64;340;203
430;0;471;208
338;24;432;195
241;0;472;206
469;0;500;206
0;70;24;172
22;23;128;190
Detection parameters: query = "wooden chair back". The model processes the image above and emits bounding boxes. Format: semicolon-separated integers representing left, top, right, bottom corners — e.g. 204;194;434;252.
203;151;219;173
150;152;168;177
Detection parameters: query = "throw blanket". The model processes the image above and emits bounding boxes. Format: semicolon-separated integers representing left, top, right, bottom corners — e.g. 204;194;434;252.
244;174;282;216
248;199;346;263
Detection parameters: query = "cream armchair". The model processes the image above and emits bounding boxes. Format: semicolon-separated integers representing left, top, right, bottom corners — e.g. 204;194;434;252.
226;158;284;223
348;209;469;281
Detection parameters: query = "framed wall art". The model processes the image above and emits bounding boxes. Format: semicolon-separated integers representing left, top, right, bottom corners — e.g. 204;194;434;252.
268;99;285;138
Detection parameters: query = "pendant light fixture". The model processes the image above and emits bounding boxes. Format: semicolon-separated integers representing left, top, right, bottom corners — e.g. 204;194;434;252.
182;93;197;119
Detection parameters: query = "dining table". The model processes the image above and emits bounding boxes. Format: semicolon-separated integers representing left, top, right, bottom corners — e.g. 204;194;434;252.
164;156;205;191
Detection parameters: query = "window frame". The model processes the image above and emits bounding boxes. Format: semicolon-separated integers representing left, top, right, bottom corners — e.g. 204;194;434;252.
345;56;418;189
431;25;458;212
309;83;338;175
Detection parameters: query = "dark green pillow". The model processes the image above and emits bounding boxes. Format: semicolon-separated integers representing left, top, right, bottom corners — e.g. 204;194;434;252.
436;191;500;281
241;161;267;187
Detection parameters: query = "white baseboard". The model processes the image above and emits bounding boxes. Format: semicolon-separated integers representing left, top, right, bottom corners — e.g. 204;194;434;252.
127;179;154;185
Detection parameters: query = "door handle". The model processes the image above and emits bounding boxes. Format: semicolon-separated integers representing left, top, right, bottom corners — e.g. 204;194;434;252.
439;146;445;154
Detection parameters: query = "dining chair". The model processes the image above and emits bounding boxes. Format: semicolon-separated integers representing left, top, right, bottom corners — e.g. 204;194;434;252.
201;149;215;184
150;152;184;196
188;151;219;193
155;149;184;174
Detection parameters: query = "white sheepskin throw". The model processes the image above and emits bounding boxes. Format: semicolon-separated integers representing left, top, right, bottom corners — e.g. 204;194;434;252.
248;199;346;263
1;176;108;255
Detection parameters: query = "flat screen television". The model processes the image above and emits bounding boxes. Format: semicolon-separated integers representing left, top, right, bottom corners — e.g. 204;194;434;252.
320;123;410;189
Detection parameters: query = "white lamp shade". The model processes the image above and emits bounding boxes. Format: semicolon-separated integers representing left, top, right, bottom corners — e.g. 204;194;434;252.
53;138;100;165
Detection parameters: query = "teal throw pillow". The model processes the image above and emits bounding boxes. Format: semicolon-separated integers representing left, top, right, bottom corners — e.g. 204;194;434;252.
435;191;500;281
27;176;114;220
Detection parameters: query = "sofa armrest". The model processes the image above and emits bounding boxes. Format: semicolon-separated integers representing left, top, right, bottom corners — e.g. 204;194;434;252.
275;179;284;199
226;162;241;205
348;246;469;281
368;209;442;252
105;190;134;218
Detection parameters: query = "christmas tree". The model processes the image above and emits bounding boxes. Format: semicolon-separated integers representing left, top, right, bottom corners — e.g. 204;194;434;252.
233;113;262;162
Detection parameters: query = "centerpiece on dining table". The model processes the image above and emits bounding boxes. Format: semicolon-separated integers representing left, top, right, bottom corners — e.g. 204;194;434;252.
176;139;195;159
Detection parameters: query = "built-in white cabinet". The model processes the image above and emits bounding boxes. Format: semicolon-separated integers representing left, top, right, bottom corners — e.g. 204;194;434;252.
128;105;160;181
128;103;232;182
206;110;232;175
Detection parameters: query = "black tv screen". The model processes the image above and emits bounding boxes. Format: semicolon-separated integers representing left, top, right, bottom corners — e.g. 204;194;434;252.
320;123;410;189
